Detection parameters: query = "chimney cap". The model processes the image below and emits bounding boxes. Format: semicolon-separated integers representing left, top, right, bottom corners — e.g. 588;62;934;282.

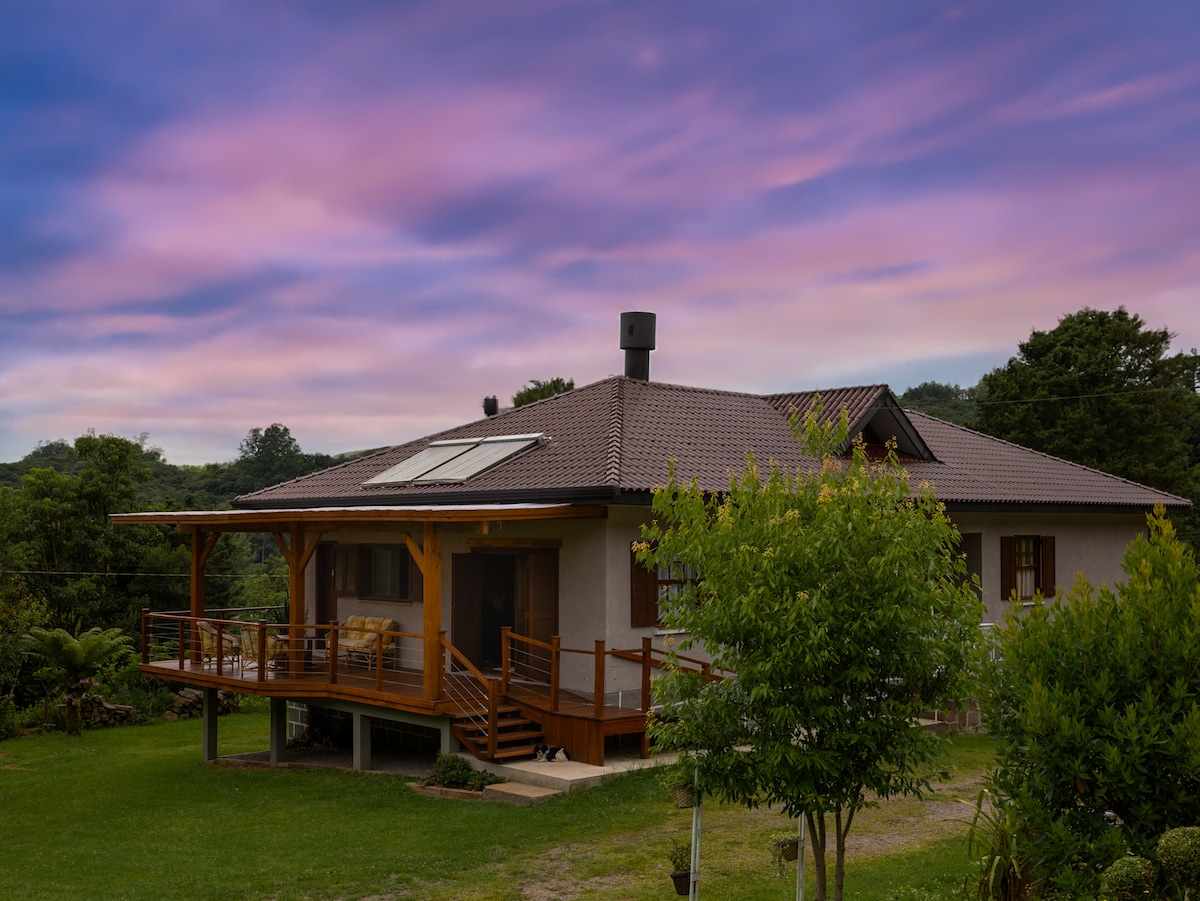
619;311;656;350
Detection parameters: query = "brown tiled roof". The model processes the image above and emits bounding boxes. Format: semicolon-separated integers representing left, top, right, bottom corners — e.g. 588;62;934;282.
900;411;1191;509
236;376;1189;511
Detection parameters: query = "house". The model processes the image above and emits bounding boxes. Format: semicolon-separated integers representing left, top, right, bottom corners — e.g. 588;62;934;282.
115;313;1190;768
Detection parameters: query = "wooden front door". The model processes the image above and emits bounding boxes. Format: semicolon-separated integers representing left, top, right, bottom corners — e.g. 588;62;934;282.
315;542;337;649
451;549;558;673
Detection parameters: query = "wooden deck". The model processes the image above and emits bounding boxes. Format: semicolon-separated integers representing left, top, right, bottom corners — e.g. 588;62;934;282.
141;655;648;764
141;612;654;764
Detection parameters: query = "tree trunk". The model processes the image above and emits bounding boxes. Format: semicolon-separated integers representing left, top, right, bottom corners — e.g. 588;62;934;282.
832;805;856;901
65;695;82;737
807;810;828;901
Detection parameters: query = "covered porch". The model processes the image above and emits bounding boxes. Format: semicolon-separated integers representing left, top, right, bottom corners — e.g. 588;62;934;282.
115;503;667;765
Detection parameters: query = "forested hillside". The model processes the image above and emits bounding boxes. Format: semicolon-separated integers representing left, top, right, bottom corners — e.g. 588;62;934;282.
0;425;374;706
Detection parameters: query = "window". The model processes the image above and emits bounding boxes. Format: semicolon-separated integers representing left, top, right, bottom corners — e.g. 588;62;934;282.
334;545;357;596
630;546;698;628
334;543;418;602
1000;535;1055;601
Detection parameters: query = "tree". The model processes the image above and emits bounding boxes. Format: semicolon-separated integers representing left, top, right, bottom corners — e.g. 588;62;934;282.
976;307;1199;499
641;404;983;901
512;377;574;408
897;381;979;426
22;626;132;736
979;506;1200;898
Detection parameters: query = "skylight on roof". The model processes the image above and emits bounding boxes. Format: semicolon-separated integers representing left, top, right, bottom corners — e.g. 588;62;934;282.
363;434;546;487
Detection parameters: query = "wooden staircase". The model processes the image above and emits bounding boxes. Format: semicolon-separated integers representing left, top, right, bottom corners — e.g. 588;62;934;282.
450;704;544;761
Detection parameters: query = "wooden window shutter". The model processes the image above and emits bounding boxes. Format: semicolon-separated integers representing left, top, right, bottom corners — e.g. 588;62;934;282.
999;536;1015;601
1040;536;1055;598
630;548;658;628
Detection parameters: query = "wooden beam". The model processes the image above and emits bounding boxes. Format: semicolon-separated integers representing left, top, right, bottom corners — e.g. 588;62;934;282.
112;504;610;529
422;522;443;701
466;537;563;549
402;532;426;578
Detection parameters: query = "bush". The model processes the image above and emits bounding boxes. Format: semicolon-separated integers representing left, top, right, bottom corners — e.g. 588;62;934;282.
1157;826;1200;896
426;753;503;790
1099;856;1155;901
981;508;1200;895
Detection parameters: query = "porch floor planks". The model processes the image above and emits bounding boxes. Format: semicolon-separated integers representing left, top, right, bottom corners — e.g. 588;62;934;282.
140;658;433;712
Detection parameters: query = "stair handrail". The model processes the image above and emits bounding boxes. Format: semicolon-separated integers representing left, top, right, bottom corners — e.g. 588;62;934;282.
500;629;560;707
439;634;499;748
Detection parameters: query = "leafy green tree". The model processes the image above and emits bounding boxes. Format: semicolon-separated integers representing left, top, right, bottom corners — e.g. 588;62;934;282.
980;507;1200;897
22;626;132;736
897;380;979;425
512;377;575;408
641;404;983;901
976;307;1199;498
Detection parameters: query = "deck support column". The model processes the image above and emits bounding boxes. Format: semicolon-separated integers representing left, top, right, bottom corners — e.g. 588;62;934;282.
269;698;288;767
202;687;218;762
189;528;219;665
421;523;443;702
352;712;372;772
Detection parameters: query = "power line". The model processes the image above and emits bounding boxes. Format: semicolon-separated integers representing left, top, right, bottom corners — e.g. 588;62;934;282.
974;385;1194;406
1;569;286;579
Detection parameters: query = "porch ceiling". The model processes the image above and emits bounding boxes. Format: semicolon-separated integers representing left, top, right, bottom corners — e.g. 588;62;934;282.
112;503;608;532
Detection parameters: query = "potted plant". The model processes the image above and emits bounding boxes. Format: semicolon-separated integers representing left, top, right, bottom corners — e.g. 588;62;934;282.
768;831;800;874
667;837;692;896
658;754;696;808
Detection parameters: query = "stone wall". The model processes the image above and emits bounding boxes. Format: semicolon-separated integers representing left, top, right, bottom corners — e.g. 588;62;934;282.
162;688;240;720
79;694;137;727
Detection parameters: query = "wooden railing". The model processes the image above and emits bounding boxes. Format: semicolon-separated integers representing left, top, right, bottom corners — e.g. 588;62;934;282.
140;610;423;692
499;630;724;720
440;633;501;759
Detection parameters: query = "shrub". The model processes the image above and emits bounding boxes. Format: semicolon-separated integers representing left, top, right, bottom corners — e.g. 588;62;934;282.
1157;826;1200;898
427;752;501;790
980;508;1200;895
1099;856;1155;901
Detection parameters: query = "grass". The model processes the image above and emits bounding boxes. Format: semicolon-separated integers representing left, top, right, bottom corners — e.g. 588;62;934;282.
1;711;995;900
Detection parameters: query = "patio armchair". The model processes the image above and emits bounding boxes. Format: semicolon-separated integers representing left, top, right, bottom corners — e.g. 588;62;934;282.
240;624;287;671
197;620;240;669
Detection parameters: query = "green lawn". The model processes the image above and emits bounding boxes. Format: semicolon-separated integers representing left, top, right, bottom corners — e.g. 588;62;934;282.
0;711;994;900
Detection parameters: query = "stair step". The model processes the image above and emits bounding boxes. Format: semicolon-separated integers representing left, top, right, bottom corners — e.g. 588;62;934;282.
452;705;521;720
454;718;533;738
491;729;544;743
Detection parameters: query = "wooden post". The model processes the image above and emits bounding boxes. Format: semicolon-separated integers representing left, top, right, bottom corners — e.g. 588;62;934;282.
177;620;186;670
641;636;653;759
500;626;512;691
328;622;339;686
421;523;443;701
436;631;447;701
593;639;606;718
375;630;384;692
550;635;561;712
189;529;219;665
256;622;268;684
486;677;500;760
140;609;150;665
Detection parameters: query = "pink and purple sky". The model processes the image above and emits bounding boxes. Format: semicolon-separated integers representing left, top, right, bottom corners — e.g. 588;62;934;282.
2;2;1199;465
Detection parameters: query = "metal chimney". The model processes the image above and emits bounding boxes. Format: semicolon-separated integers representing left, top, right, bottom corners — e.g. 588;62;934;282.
482;396;499;417
620;311;656;380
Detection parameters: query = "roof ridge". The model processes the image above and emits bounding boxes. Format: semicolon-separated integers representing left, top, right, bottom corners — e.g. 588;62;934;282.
903;409;1194;504
604;378;625;485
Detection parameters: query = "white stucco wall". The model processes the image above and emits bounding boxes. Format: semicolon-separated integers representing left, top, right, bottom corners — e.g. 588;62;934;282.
950;511;1152;625
298;504;1159;700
